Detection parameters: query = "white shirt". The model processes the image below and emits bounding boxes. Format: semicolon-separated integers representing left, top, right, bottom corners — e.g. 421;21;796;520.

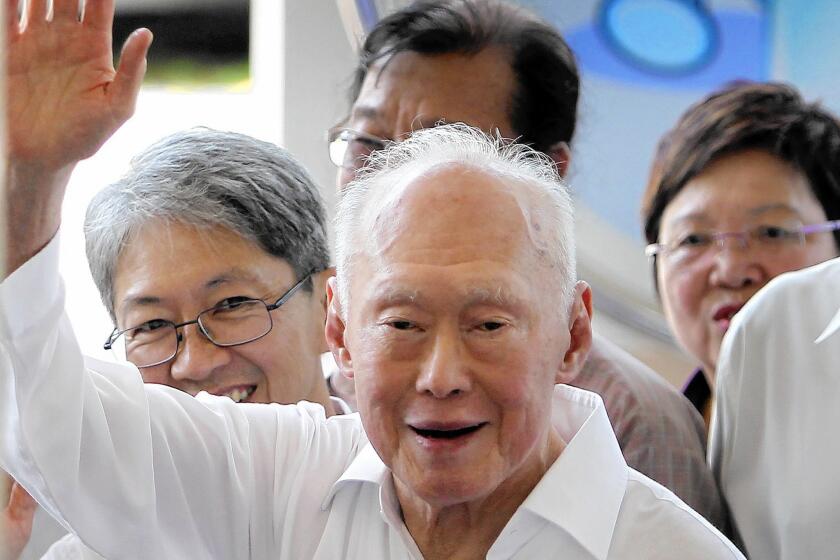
0;238;742;559
710;256;840;560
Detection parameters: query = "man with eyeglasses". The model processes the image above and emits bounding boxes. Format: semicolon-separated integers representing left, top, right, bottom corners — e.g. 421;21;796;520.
2;8;339;556
325;0;726;531
81;128;337;414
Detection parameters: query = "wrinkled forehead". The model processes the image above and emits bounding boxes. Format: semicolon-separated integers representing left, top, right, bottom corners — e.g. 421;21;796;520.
356;163;552;268
351;48;517;139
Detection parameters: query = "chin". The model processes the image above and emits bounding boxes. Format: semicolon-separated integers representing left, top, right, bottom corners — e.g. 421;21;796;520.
403;468;498;507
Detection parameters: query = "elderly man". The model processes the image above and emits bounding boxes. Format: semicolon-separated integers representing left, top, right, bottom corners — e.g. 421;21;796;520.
327;0;724;529
2;2;743;558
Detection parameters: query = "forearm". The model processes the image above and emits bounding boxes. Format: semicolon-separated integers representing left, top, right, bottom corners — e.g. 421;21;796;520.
0;242;243;557
4;162;73;277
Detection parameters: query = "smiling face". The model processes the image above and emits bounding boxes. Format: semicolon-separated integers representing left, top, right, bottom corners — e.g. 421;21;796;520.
112;220;331;407
339;48;517;188
657;149;839;376
327;164;591;510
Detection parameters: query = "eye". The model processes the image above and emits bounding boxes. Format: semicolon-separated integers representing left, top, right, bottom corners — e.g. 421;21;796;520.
131;319;170;335
208;298;264;320
755;225;796;241
675;232;712;248
126;319;173;344
389;320;416;331
216;296;255;310
477;321;506;332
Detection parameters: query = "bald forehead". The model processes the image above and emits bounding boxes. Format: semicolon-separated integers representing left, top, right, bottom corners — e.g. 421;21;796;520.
359;163;553;266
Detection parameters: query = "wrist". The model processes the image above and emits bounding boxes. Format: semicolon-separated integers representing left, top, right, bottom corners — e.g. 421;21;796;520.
4;163;75;277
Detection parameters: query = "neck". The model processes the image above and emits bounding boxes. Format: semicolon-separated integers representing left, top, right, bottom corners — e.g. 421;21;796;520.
396;430;564;560
310;377;337;417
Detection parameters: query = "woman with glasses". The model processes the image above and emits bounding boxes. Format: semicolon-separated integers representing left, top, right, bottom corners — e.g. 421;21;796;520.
641;81;840;431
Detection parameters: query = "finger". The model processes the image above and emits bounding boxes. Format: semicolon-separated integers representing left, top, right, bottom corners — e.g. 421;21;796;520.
6;0;21;35
108;28;153;118
52;0;79;22
24;0;48;26
7;483;36;521
80;0;112;31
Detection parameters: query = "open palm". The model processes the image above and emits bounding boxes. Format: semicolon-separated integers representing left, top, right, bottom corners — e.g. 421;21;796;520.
6;0;152;170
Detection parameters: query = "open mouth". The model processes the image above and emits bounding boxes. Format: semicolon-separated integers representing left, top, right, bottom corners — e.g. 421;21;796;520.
219;385;257;403
713;303;744;326
410;423;487;439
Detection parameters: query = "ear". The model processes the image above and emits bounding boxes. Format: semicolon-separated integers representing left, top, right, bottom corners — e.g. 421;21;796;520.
555;281;593;385
325;276;355;379
311;267;336;353
545;141;571;178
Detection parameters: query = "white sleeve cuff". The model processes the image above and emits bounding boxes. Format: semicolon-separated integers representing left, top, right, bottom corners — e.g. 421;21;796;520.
0;234;62;340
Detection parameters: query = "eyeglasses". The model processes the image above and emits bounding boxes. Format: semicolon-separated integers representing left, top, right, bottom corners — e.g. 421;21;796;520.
104;274;312;369
327;126;391;171
645;220;840;266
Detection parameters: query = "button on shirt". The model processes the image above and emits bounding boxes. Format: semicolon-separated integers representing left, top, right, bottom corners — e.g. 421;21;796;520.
710;256;840;560
0;237;742;559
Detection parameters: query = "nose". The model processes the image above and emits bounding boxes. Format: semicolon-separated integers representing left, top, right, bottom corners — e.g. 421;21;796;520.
708;239;766;289
168;323;232;385
415;329;472;398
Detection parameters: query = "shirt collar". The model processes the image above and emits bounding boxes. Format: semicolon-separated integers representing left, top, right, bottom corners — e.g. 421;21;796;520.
322;385;627;559
521;385;627;560
321;441;388;511
816;306;840;344
329;396;352;415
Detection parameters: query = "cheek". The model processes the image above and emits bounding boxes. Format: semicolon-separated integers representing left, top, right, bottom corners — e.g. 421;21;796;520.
765;243;839;279
660;265;705;325
659;266;711;362
139;365;170;384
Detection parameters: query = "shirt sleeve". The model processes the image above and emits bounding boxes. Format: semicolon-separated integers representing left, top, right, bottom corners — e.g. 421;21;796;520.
40;533;103;560
0;238;366;559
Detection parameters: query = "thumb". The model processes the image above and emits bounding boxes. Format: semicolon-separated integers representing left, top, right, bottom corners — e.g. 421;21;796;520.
108;28;154;119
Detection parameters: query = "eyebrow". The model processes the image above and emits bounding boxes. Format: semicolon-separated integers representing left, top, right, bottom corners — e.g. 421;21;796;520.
462;286;525;309
120;269;264;313
374;285;524;309
668;203;803;228
350;104;381;123
349;106;453;136
747;203;803;218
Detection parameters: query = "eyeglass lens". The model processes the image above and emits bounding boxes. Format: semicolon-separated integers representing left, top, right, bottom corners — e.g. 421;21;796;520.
116;300;273;368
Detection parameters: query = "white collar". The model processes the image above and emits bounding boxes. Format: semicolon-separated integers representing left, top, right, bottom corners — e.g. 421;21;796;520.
816;305;840;344
329;396;353;415
322;385;627;560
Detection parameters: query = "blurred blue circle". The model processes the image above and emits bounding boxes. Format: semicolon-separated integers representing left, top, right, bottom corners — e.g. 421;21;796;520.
599;0;718;75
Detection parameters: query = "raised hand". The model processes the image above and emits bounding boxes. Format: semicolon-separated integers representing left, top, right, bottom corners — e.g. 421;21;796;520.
4;0;153;274
7;0;153;169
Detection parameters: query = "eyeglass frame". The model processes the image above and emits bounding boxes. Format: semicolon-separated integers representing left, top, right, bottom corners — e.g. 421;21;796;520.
326;126;392;170
103;272;314;369
644;219;840;260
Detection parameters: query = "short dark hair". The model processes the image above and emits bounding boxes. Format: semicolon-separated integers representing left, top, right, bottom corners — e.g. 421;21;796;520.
349;0;579;153
642;81;840;250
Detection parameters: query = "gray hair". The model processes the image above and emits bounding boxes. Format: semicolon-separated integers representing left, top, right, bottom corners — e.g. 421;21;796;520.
85;128;330;321
335;123;576;318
